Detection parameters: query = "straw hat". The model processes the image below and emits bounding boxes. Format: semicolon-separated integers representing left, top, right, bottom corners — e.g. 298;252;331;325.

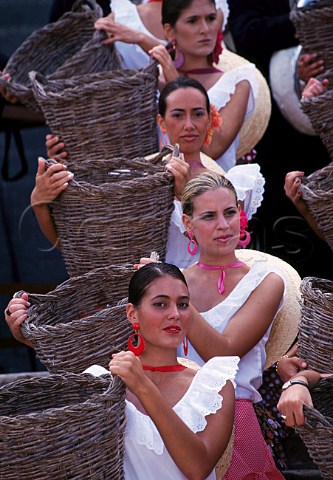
269;46;316;136
236;249;301;369
217;48;272;159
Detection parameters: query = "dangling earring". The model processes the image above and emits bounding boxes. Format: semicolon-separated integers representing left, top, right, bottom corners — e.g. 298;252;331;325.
168;40;185;70
187;231;198;256
159;130;169;150
183;337;188;356
128;322;145;356
238;210;251;248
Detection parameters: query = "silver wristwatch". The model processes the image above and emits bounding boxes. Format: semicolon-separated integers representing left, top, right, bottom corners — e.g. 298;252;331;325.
281;379;309;391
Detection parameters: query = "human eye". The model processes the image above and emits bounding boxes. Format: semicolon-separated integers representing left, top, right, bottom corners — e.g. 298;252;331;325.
194;110;205;118
201;212;215;220
171;112;183;119
225;208;237;217
153;301;166;308
187;16;198;24
207;13;217;22
178;301;189;309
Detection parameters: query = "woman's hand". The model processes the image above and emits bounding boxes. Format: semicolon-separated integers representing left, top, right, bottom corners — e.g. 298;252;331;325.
0;72;18;103
4;293;33;347
284;171;307;211
30;157;74;207
149;44;179;85
277;383;313;427
95;14;143;45
46;134;68;161
109;351;149;395
297;53;324;83
134;256;159;270
276;355;307;383
165;153;190;200
302;77;329;99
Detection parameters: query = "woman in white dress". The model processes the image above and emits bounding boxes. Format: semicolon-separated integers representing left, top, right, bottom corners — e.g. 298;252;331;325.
5;262;238;480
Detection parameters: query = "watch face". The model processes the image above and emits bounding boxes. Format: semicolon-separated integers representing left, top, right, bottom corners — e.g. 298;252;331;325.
282;381;291;391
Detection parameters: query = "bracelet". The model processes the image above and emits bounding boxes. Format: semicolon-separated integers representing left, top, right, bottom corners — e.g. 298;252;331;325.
281;379;309;391
276;354;289;375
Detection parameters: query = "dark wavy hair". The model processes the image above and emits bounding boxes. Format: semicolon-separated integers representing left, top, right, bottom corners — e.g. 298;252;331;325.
162;0;216;27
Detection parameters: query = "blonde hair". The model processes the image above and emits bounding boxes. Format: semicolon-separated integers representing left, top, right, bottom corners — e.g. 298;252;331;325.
181;171;238;217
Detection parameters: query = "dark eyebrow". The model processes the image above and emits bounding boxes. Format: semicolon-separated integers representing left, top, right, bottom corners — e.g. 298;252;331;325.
151;294;190;301
170;107;206;114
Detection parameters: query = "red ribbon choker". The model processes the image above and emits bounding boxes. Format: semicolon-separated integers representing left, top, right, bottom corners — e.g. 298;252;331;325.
142;364;187;372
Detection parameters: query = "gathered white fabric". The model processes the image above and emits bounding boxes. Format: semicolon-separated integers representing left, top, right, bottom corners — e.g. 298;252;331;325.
124;356;238;479
178;262;286;403
165;163;265;269
112;0;167;70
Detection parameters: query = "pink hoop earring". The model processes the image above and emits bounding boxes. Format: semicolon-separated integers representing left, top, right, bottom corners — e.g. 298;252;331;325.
168;40;185;70
238;210;251;248
183;337;188;356
128;322;145;356
187;231;198;256
159;131;169;150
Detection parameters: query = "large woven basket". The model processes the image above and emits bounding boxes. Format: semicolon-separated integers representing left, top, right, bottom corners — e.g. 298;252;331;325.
0;0;102;112
0;372;126;479
30;60;159;162
300;69;333;161
296;376;333;480
299;162;333;251
46;156;174;277
297;276;333;373
18;264;134;373
290;1;333;71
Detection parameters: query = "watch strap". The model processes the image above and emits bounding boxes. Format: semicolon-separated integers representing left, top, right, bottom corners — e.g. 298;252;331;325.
283;379;309;391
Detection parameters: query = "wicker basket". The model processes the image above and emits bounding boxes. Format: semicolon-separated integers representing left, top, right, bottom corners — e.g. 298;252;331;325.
296;376;333;480
0;0;102;112
0;372;126;479
299;162;333;251
46;155;174;277
18;264;134;373
290;1;333;71
297;276;333;373
30;59;159;162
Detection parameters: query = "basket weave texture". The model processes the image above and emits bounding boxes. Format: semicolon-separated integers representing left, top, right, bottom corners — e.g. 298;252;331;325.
296;376;333;480
299;162;333;251
19;264;134;373
46;156;174;277
290;2;333;71
297;276;333;373
0;372;126;480
30;60;159;162
0;0;103;112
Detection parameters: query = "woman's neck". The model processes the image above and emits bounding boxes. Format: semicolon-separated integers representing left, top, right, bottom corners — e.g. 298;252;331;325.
198;251;239;267
139;347;179;368
183;153;206;179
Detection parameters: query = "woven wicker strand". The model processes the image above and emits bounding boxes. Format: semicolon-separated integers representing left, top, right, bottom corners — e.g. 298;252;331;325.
0;373;126;480
30;60;159;161
298;276;333;373
296;376;333;479
290;4;333;71
45;156;174;277
18;264;134;373
299;162;333;251
0;0;102;112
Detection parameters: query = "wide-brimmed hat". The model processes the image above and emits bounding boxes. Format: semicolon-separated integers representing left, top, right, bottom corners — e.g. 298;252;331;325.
236;249;301;369
269;46;316;136
217;48;272;159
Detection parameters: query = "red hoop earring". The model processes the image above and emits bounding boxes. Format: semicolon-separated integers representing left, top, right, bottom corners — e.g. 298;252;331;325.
128;322;145;356
238;210;251;248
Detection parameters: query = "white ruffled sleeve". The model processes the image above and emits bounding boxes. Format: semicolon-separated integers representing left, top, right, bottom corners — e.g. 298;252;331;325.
225;163;265;220
174;356;239;433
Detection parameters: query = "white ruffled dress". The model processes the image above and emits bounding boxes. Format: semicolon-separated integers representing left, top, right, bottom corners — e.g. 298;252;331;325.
124;356;239;480
177;262;286;403
165;163;265;269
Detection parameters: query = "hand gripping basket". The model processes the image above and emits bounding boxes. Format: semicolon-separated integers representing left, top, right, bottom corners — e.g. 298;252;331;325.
46;155;174;277
290;0;333;71
18;264;134;373
0;0;103;112
299;161;333;251
297;276;333;373
30;59;159;161
296;376;333;480
0;372;126;480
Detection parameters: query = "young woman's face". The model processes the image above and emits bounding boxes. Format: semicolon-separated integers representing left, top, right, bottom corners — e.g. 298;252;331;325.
184;187;240;257
167;0;219;59
158;87;210;154
131;275;191;351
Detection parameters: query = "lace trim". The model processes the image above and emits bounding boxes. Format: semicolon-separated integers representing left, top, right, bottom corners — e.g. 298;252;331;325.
225;164;265;220
203;262;285;330
125;356;239;454
215;0;230;31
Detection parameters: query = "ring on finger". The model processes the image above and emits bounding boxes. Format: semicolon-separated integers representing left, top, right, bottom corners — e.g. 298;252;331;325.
5;308;12;316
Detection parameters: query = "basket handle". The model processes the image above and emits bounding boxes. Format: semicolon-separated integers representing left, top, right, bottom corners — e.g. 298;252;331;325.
72;0;103;17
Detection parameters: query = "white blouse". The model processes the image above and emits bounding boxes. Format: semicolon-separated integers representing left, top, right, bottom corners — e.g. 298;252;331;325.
124;356;239;480
177;262;286;403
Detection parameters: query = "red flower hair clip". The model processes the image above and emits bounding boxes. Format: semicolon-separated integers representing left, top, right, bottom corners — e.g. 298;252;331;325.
204;104;222;146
